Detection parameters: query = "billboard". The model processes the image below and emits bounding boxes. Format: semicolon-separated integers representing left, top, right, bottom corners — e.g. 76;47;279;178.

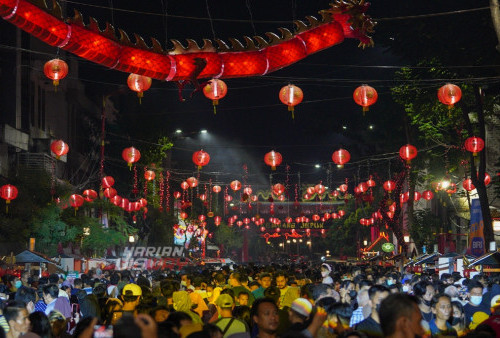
469;199;485;257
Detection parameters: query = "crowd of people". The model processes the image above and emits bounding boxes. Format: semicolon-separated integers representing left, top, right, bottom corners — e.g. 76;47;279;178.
0;262;499;337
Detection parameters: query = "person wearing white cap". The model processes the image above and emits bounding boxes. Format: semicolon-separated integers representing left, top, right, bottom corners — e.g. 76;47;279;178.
321;264;333;285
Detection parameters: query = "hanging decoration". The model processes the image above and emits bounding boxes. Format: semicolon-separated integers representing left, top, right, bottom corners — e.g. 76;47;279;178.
43;58;68;89
69;194;84;212
332;149;350;168
144;170;155;181
399;144;417;164
83;189;98;202
279;84;303;119
50;140;69;160
159;172;165;212
181;181;189;190
0;184;18;213
122;147;141;169
127;73;152;103
366;176;376;187
203;79;227;114
463;179;475;192
273;183;285;196
353;84;378;113
103;187;117;199
264;151;283;171
101;176;115;189
187;177;199;188
110;195;122;206
437;83;462;109
165;171;171;212
383;180;395;193
422;190;434;201
213;185;221;193
230;180;242;191
464;136;485;156
192;150;211;170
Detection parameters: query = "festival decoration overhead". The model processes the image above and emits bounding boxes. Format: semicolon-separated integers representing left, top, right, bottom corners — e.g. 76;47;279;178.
203;79;227;114
50;140;69;160
422;190;434;201
144;170;156;181
383;180;396;193
399;144;417;164
186;177;199;188
264;151;283;171
332;149;350;168
464;136;485;156
192;150;211;170
212;185;221;193
43;58;68;89
463;179;475;192
103;187;117;199
83;189;98;202
101;176;115;188
0;0;374;83
122;147;141;168
127;73;152;103
0;184;18;213
279;84;303;119
69;193;84;212
230;180;242;191
437;83;462;109
353;84;378;113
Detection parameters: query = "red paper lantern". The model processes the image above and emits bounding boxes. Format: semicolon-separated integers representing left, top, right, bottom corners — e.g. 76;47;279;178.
463;179;475;192
330;190;340;198
50;140;69;159
203;79;227;110
332;149;351;168
101;176;115;188
186;177;199;188
198;215;206;222
120;198;129;210
358;182;368;193
110;195;122;206
338;210;346;217
214;216;222;226
192;150;210;170
331;213;339;219
464;136;485;156
264;151;283;170
43;58;68;88
366;177;376;187
69;194;84;210
230;180;242;191
273;183;285;196
399;144;418;163
315;184;326;195
173;191;181;199
312;214;320;221
225;195;233;202
339;184;348;193
103;187;117;199
400;192;409;204
383;180;396;193
180;212;188;219
484;173;491;186
360;218;367;226
414;191;421;201
212;185;222;193
144;170;155;181
353;84;378;112
122;147;141;168
243;187;253;195
1;184;18;204
422;190;434;201
446;183;457;195
180;181;189;190
83;189;98;202
306;187;315;195
251;195;258;202
437;84;462;109
279;84;303;118
286;217;293;223
323;213;331;220
138;198;148;207
127;73;152;101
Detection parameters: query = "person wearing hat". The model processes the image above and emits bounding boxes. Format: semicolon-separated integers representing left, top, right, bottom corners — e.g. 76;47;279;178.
213;294;249;337
321;264;333;285
121;283;142;316
285;298;312;333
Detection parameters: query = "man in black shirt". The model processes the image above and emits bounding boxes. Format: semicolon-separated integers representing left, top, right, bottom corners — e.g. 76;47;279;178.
355;285;390;338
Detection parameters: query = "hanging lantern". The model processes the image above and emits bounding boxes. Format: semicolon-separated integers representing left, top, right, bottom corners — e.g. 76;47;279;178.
50;140;69;160
399;144;418;164
315;184;326;195
83;189;98;202
230;180;242;191
127;73;152;103
243;187;253;195
422;190;434;201
354;186;361;195
251;195;258;202
69;194;84;211
110;195;122;206
437;84;462;109
383;180;396;193
207;212;214;218
331;190;340;198
306;187;316;195
0;184;18;212
366;176;376;187
273;183;285;196
198;215;206;222
122;147;141;168
264;151;283;170
101;176;115;188
303;193;311;200
464;136;485;156
312;214;321;221
192;150;210;170
173;191;181;199
120;198;129;210
353;84;378;113
138;198;148;207
446;183;457;195
186;177;199;188
43;58;68;89
212;185;222;193
180;181;189;190
358;182;368;193
331;213;339;219
414;191;421;201
225;195;233;202
484;173;491;186
279;84;303;119
144;170;155;181
339;184;348;193
463;179;475;192
338;210;346;217
203;79;227;114
199;194;207;202
103;187;117;199
180;212;188;220
332;149;351;168
214;216;222;226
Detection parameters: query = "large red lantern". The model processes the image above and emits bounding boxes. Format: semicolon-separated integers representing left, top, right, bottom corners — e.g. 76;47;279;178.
463;179;475;192
203;79;227;113
437;84;462;109
353;84;378;113
192;150;210;170
186;177;199;188
101;176;115;188
464;136;485;156
279;84;303;119
127;73;152;102
422;190;434;201
138;198;148;207
103;187;117;199
50;140;69;160
122;147;141;168
383;180;396;193
69;194;84;211
83;189;98;202
264;151;283;170
1;184;18;212
332;149;351;168
43;59;68;89
338;210;346;217
399;144;418;164
144;170;155;181
273;183;285;196
230;180;242;191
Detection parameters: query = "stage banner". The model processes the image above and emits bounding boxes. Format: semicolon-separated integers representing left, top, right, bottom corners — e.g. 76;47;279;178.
469;199;485;257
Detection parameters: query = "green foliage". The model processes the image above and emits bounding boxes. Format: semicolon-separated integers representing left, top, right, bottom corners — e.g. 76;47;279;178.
143;136;173;166
410;209;442;250
147;209;176;246
80;216;129;256
214;223;243;254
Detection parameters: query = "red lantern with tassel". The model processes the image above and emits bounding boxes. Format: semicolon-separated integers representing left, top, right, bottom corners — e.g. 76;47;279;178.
144;170;155;181
437;84;462;109
383;180;396;193
127;73;152;103
212;185;221;193
122;147;141;168
279;84;303;119
44;59;68;89
399;144;418;164
230;180;242;191
203;79;227;114
69;194;84;212
186;177;198;188
332;149;350;168
83;189;98;202
102;176;115;188
353;84;378;113
103;187;117;199
1;184;18;213
50;140;69;160
264;151;282;170
464;137;485;156
192;150;210;170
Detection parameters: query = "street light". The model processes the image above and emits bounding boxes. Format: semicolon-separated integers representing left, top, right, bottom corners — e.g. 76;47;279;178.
128;235;135;243
315;164;321;168
363;239;368;246
404;235;410;243
200;129;208;134
175;129;182;134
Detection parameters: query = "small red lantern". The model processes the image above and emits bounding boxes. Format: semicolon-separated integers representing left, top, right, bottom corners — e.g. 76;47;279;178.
180;181;189;190
83;189;98;202
198;215;206;222
484;173;491;186
69;194;84;211
199;194;207;202
1;184;18;212
110;195;122;206
214;216;222;226
324;213;331;220
251;195;258;202
339;184;348;193
446;183;457;195
330;190;340;198
50;140;69;160
122;147;141;168
192;150;210;170
414;191;421;201
463;179;475;192
353;84;378;113
138;198;147;207
315;184;326;195
102;176;115;188
422;190;434;201
103;187;117;199
438;84;462;109
358;182;368;193
332;149;351;168
144;170;155;181
264;151;283;170
338;210;346;217
44;58;68;89
399;144;418;164
306;187;316;195
127;73;152;103
230;180;242;191
273;183;285;196
383;180;396;193
366;176;376;187
180;212;188;219
464;136;485;156
120;198;129;209
360;218;367;226
213;185;222;193
243;187;253;195
225;195;233;202
186;177;199;188
173;191;181;199
312;214;320;221
203;79;227;114
279;84;303;119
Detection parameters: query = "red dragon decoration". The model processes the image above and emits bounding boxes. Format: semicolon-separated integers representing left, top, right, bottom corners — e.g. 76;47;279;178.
0;0;375;83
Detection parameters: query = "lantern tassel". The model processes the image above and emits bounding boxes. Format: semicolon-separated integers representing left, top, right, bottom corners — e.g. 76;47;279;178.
53;80;59;92
213;105;217;115
138;92;144;104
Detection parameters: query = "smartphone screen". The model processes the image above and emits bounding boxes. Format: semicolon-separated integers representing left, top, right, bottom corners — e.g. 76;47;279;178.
93;325;113;338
